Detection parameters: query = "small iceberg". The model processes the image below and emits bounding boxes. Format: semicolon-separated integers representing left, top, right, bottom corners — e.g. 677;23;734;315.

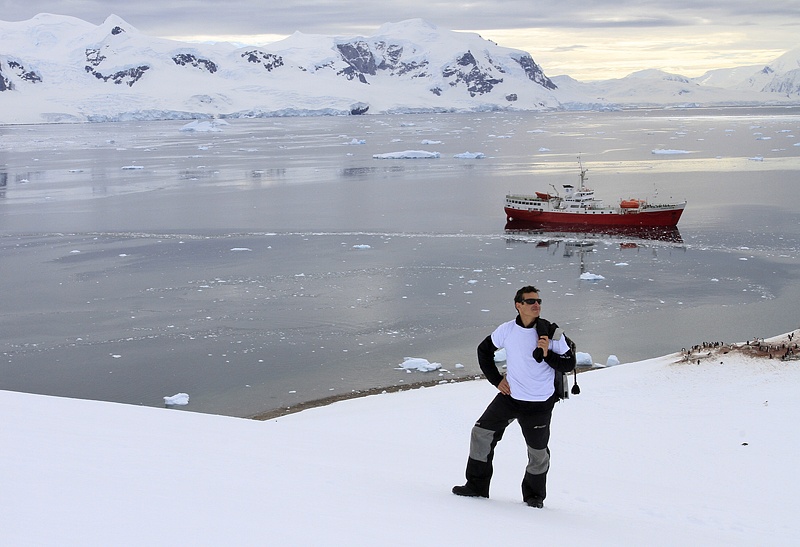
396;357;441;372
580;272;605;281
164;393;190;406
454;151;485;159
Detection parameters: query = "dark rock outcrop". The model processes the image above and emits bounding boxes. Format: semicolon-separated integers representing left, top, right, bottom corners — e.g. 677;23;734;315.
173;53;218;73
241;50;284;72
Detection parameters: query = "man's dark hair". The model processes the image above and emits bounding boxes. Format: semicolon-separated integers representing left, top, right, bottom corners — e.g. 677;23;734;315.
514;285;539;303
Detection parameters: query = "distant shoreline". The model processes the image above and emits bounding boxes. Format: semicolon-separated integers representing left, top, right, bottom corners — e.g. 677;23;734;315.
249;375;485;421
250;330;799;421
250;364;595;421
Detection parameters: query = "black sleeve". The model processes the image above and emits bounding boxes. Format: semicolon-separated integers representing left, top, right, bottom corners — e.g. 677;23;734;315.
543;322;576;373
477;335;504;387
544;346;576;373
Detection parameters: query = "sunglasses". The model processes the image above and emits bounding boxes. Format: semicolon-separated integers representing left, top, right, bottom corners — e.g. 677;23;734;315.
518;298;542;305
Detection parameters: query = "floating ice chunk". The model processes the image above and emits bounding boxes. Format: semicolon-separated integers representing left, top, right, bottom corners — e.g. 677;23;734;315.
538;147;550;152
346;138;366;145
230;247;252;252
580;272;605;281
352;244;371;249
748;156;764;161
606;355;620;367
651;149;690;154
615;262;629;266
397;357;441;372
576;352;593;366
121;165;143;170
164;393;189;406
421;139;442;144
179;119;228;132
373;150;440;159
454;151;485;159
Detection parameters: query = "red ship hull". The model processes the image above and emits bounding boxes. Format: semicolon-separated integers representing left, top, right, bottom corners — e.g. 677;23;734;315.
504;206;684;227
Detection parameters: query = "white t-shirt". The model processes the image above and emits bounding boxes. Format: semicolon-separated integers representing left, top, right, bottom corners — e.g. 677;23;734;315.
491;319;570;402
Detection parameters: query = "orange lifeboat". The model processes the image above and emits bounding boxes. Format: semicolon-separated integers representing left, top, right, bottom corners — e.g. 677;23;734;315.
620;199;641;209
535;192;553;200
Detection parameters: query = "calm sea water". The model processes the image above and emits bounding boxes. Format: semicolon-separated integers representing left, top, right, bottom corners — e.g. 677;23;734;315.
2;108;799;417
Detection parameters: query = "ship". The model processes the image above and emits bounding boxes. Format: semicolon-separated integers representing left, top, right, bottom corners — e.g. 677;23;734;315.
504;159;686;227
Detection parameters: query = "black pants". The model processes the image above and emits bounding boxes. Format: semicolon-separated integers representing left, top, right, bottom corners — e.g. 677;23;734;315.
463;393;555;501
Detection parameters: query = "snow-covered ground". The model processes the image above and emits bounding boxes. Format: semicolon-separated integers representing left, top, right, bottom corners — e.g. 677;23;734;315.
3;332;798;546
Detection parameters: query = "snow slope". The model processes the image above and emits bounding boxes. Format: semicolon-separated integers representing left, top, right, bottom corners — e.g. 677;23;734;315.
2;332;799;546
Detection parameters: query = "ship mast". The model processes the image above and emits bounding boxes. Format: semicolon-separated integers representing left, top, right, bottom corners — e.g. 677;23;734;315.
577;155;588;191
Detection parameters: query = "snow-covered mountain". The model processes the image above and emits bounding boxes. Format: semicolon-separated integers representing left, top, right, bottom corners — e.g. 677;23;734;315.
732;48;800;95
0;14;798;124
0;14;559;123
553;54;800;110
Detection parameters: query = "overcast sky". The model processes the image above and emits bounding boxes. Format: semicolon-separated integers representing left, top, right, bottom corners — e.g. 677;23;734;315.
4;1;798;80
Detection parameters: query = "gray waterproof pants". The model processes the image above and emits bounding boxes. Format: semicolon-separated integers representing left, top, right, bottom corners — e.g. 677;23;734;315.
463;393;555;501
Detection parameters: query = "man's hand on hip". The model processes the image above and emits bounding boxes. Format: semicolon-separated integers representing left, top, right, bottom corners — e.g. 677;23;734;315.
497;377;511;395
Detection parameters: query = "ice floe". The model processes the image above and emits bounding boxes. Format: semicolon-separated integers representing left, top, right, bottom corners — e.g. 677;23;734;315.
163;393;190;406
397;357;441;372
373;150;441;159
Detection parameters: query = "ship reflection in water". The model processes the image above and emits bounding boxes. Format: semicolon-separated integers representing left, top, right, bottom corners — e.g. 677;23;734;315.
504;220;684;245
504;221;685;276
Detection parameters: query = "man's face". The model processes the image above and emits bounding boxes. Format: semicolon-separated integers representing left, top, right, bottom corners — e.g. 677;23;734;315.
515;291;541;323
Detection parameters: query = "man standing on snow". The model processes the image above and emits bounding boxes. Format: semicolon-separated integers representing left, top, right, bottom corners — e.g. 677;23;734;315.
452;285;575;508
